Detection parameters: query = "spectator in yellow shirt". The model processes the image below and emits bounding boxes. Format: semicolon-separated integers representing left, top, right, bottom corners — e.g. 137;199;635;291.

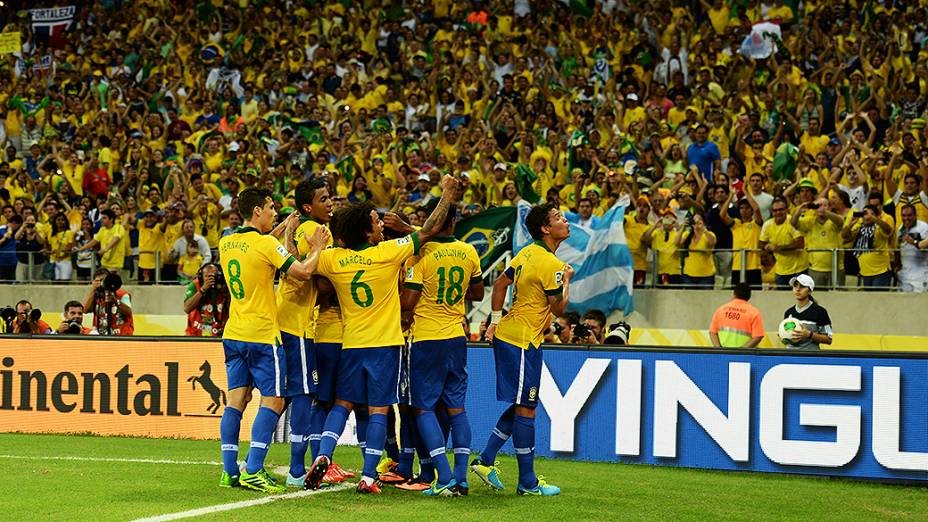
642;208;682;286
179;241;204;284
624;197;652;287
791;198;845;290
677;212;717;288
759;196;808;289
842;204;894;290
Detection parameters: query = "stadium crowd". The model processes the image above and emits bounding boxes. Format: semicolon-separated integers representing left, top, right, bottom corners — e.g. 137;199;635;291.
1;0;928;296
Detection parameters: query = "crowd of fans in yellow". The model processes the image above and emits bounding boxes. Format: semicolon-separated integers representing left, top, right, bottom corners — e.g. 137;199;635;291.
1;0;927;291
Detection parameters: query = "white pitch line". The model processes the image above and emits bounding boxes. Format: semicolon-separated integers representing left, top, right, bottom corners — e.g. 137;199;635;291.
0;454;221;465
132;484;352;522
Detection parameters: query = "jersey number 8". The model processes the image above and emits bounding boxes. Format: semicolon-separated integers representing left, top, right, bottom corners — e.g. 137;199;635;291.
227;259;245;299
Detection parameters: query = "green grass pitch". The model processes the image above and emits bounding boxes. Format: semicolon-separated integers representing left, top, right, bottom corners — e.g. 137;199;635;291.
2;433;925;521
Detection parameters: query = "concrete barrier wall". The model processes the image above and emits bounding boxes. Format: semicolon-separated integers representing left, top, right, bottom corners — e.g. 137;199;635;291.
5;284;927;337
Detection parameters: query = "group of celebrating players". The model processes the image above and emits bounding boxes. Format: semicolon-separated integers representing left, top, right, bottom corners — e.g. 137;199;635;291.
216;173;573;497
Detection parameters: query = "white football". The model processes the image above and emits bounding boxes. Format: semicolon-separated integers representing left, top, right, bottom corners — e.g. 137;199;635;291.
778;317;804;346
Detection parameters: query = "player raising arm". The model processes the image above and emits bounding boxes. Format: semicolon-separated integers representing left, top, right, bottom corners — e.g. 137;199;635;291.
217;188;329;493
304;175;459;494
472;202;573;496
399;200;485;496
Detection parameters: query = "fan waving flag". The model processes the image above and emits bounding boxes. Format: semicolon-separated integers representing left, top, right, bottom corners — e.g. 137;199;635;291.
560;202;635;315
30;6;77;50
514;199;634;315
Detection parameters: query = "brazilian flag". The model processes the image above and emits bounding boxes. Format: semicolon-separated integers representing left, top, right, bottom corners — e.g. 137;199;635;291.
335;156;355;183
514;164;541;204
772;142;799;182
454;207;517;271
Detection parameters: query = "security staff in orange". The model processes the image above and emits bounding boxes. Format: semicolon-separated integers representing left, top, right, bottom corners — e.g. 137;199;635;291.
708;283;766;348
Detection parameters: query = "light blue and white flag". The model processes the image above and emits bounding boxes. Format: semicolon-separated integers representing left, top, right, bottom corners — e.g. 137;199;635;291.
514;200;635;315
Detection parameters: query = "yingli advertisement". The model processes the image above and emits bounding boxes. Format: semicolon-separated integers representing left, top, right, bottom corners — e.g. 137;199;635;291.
0;338;247;439
463;346;928;482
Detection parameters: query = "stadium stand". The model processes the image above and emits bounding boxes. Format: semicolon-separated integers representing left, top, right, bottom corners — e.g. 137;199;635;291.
0;0;927;301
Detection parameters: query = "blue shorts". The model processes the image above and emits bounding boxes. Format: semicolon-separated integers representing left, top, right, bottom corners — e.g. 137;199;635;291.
315;342;342;402
281;332;317;397
409;337;468;410
223;339;286;397
335;346;400;407
493;337;542;407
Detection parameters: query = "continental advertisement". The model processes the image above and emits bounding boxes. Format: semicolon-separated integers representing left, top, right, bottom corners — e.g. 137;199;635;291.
0;337;249;439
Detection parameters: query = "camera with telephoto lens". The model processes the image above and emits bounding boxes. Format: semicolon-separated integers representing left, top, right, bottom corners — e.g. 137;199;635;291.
96;272;123;297
604;322;632;346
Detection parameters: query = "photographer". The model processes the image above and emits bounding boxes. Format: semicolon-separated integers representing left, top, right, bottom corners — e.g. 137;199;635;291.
56;301;91;335
11;300;53;334
553;311;580;344
82;269;134;336
573;309;607;344
183;262;230;337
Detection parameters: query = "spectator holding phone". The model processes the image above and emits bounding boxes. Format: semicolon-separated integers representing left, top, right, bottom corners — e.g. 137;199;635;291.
677;212;716;288
15;214;47;282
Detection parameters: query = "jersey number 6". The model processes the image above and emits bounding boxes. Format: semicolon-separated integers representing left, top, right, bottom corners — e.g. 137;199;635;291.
351;270;374;308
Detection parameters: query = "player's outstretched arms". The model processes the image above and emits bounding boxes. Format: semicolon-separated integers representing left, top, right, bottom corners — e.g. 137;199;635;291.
287;227;330;281
417;175;459;243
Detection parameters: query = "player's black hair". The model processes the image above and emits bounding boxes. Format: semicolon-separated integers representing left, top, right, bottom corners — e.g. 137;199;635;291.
525;202;558;240
238;187;273;219
424;198;456;233
331;201;376;247
294;177;329;217
101;209;116;220
382;211;411;240
63;300;83;312
733;282;751;301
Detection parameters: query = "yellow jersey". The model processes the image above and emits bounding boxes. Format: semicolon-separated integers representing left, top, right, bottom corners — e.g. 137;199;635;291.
316;234;421;349
623;218;650;271
850;221;893;277
276;219;331;339
314;301;343;344
651;229;680;275
137;221;164;270
48;230;74;262
495;241;566;350
760;219;808;275
731;218;761;271
681;230;716;277
404;237;482;342
94;223;126;270
220;227;297;345
180;253;204;278
797;215;843;272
